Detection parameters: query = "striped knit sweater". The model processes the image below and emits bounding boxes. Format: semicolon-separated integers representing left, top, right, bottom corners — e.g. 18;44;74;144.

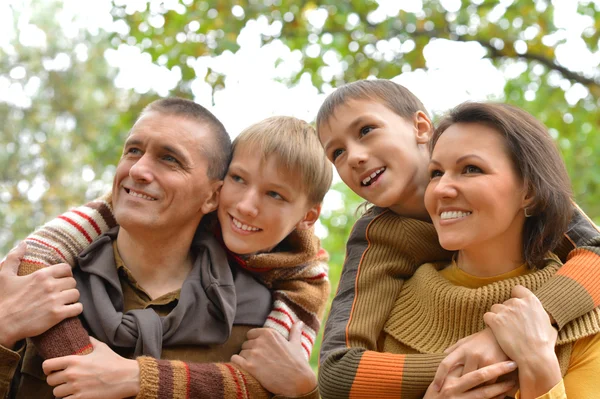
319;205;600;399
18;192;329;399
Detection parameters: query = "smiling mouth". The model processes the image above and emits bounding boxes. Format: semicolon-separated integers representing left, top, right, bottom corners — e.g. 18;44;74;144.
440;211;471;220
231;216;261;232
124;188;157;201
361;167;386;186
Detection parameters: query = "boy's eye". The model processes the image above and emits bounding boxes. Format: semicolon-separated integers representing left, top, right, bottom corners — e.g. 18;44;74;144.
331;148;344;161
430;169;443;179
463;165;482;174
359;126;374;136
267;191;284;200
230;174;245;184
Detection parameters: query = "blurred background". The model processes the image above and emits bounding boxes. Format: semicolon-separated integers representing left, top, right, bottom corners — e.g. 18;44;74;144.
1;0;599;367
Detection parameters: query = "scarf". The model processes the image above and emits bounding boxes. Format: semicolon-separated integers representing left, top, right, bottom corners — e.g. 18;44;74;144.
74;227;271;358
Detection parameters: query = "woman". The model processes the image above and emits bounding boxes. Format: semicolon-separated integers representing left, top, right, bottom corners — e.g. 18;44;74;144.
378;102;600;398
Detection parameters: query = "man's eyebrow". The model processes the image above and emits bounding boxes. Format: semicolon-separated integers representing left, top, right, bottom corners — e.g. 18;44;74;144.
162;144;190;163
124;137;143;147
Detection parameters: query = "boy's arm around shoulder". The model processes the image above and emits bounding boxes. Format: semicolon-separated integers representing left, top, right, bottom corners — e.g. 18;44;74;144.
535;202;600;329
18;191;116;359
136;357;319;399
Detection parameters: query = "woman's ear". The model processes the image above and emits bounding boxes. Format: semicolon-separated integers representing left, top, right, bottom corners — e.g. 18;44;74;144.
414;111;433;145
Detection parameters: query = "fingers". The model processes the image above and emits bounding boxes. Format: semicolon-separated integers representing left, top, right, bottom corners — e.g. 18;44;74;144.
231;354;249;370
43;355;77;376
246;328;269;340
467;379;515;399
47;263;74;279
289;321;304;345
62;302;84;319
459;361;517;392
462;354;479;377
511;284;532;298
0;241;27;275
432;348;464;391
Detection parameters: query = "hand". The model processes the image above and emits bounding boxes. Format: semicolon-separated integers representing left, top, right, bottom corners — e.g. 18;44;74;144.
432;328;509;391
0;242;83;349
231;322;316;397
484;285;561;399
424;361;517;399
43;337;140;399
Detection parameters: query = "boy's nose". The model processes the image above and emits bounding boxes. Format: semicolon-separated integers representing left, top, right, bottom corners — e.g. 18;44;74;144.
236;190;259;218
347;146;368;168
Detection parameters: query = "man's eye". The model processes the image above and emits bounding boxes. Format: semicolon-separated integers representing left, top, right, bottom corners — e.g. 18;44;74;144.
359;126;374;136
430;169;443;179
332;149;344;161
126;148;141;155
464;165;482;174
163;155;178;163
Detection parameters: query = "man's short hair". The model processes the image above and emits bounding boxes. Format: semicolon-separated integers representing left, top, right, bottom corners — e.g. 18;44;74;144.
141;98;232;180
233;116;333;205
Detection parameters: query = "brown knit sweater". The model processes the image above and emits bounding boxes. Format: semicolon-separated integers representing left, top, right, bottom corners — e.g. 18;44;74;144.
7;192;329;399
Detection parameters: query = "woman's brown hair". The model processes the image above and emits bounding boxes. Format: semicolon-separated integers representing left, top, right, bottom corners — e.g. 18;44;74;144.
431;102;573;268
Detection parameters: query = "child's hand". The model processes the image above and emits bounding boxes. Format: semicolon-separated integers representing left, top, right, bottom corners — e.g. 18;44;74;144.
43;337;140;399
231;321;316;396
432;327;509;391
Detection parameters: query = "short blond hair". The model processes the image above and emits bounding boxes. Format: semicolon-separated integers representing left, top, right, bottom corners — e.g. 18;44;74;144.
233;116;332;205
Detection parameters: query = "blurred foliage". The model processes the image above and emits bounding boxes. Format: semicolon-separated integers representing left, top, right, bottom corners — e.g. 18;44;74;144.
2;0;600;368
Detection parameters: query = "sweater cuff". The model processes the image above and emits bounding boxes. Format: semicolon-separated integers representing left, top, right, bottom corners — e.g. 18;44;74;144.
0;341;24;396
136;356;160;399
514;379;565;399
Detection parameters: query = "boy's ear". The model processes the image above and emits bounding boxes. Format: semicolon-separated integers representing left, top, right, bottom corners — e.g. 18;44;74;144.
201;180;223;215
414;111;433;144
296;204;322;230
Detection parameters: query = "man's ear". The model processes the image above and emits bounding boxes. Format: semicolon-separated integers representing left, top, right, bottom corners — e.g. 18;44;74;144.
201;180;223;215
414;110;433;145
295;204;322;231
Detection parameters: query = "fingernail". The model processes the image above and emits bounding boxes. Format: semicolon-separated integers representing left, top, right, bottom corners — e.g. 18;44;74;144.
432;383;439;392
507;361;517;369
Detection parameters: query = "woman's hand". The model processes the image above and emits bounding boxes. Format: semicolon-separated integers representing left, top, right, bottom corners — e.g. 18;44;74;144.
231;321;317;397
43;337;140;399
484;285;561;399
424;361;517;398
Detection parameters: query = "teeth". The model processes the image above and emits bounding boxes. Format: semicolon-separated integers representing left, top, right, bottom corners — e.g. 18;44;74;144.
232;217;260;232
362;167;386;186
127;189;156;201
440;211;472;220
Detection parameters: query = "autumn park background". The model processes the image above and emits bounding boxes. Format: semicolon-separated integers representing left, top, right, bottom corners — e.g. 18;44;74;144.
1;0;599;368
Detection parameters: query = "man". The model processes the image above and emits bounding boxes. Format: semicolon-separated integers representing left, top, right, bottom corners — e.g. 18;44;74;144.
0;98;319;398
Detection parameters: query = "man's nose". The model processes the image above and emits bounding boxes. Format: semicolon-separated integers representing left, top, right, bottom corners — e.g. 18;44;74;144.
129;155;154;183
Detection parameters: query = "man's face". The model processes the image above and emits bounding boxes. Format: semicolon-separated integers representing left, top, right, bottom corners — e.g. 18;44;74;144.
112;111;221;236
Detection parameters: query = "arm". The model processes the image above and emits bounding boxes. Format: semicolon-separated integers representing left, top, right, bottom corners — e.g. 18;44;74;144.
43;337;319;399
318;210;451;399
535;202;600;329
240;227;330;359
19;191;116;359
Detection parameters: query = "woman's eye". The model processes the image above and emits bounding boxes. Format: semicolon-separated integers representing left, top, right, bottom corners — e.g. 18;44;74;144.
332;149;344;161
430;169;443;179
464;165;482;174
359;126;374;136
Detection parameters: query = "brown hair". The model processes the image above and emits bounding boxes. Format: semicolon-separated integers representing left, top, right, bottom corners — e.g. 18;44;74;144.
316;79;430;131
233;116;333;205
432;102;572;268
141;98;231;180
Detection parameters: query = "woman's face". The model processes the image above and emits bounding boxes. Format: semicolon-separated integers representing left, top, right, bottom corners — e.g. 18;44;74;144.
424;122;530;253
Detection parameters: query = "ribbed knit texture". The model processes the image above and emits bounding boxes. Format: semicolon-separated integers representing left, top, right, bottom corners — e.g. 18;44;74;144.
17;192;328;399
319;206;600;399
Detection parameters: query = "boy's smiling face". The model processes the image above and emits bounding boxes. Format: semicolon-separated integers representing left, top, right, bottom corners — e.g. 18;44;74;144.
319;99;432;216
217;146;321;255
